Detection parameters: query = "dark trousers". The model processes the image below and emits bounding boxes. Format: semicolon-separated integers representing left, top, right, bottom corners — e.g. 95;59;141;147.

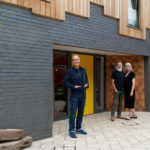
69;96;86;132
111;90;124;117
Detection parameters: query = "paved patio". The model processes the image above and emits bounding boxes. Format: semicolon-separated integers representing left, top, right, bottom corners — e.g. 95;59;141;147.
25;112;150;150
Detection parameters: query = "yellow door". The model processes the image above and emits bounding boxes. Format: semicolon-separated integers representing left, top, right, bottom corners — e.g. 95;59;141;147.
72;53;94;115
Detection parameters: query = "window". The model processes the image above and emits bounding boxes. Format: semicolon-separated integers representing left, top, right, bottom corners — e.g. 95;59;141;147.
42;0;50;2
128;0;139;28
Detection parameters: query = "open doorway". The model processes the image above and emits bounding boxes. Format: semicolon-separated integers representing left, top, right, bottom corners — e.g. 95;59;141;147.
53;51;69;121
53;49;106;120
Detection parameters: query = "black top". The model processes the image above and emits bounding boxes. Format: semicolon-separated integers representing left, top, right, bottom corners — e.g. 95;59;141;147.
112;70;125;90
124;71;135;91
63;66;89;98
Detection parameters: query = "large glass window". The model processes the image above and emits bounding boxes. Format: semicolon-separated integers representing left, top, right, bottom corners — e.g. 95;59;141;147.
128;0;139;28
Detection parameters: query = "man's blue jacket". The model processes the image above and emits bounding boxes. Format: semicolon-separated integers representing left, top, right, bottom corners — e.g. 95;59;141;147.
63;66;89;98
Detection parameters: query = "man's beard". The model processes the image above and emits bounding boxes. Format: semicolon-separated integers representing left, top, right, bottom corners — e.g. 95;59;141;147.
117;68;122;72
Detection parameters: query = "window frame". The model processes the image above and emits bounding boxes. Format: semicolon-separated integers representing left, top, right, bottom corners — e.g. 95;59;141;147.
42;0;50;3
128;0;140;29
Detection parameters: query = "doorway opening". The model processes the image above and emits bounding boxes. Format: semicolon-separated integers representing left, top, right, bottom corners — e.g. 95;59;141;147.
53;50;106;120
53;51;69;121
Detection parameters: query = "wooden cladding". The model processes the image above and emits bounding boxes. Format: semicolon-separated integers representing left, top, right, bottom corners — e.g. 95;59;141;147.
0;0;150;40
119;0;146;40
65;0;90;18
146;0;150;29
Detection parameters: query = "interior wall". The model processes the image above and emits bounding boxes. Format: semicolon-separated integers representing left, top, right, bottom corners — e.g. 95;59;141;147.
106;55;145;111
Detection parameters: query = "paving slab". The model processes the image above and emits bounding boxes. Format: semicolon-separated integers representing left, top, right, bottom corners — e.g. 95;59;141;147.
24;112;150;150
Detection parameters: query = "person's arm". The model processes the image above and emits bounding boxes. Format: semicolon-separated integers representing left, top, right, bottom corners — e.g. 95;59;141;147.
84;70;89;88
130;78;135;96
111;72;118;92
63;70;75;89
112;79;118;92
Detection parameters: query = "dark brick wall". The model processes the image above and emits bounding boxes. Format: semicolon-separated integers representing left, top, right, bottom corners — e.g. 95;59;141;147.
0;4;54;141
0;3;150;140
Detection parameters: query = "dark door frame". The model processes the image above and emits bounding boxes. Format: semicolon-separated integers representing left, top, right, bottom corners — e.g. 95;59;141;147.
94;55;107;113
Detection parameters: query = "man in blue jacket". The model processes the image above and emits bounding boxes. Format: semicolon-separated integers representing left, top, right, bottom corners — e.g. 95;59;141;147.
63;55;89;138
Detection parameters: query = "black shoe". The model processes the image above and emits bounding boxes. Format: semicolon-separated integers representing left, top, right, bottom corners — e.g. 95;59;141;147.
131;115;137;119
69;131;77;138
76;129;87;135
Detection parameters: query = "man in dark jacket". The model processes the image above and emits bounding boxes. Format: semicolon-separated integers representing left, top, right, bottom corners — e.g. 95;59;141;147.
63;55;88;138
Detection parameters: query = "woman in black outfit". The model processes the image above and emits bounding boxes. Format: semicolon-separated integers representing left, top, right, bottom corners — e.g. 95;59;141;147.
124;63;137;120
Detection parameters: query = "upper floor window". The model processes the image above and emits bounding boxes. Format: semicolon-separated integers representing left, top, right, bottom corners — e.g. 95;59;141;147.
42;0;50;2
128;0;139;28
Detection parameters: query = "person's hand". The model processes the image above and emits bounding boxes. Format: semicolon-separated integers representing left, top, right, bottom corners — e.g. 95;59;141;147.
115;89;118;93
84;84;88;88
74;85;82;89
130;91;133;96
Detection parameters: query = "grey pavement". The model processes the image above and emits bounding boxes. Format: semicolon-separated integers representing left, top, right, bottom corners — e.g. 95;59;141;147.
24;112;150;150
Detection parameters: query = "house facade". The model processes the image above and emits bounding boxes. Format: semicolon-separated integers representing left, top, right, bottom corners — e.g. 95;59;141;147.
0;0;150;141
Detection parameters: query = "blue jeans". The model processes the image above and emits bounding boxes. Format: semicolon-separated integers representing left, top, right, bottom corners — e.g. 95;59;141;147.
69;96;86;132
111;90;124;117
